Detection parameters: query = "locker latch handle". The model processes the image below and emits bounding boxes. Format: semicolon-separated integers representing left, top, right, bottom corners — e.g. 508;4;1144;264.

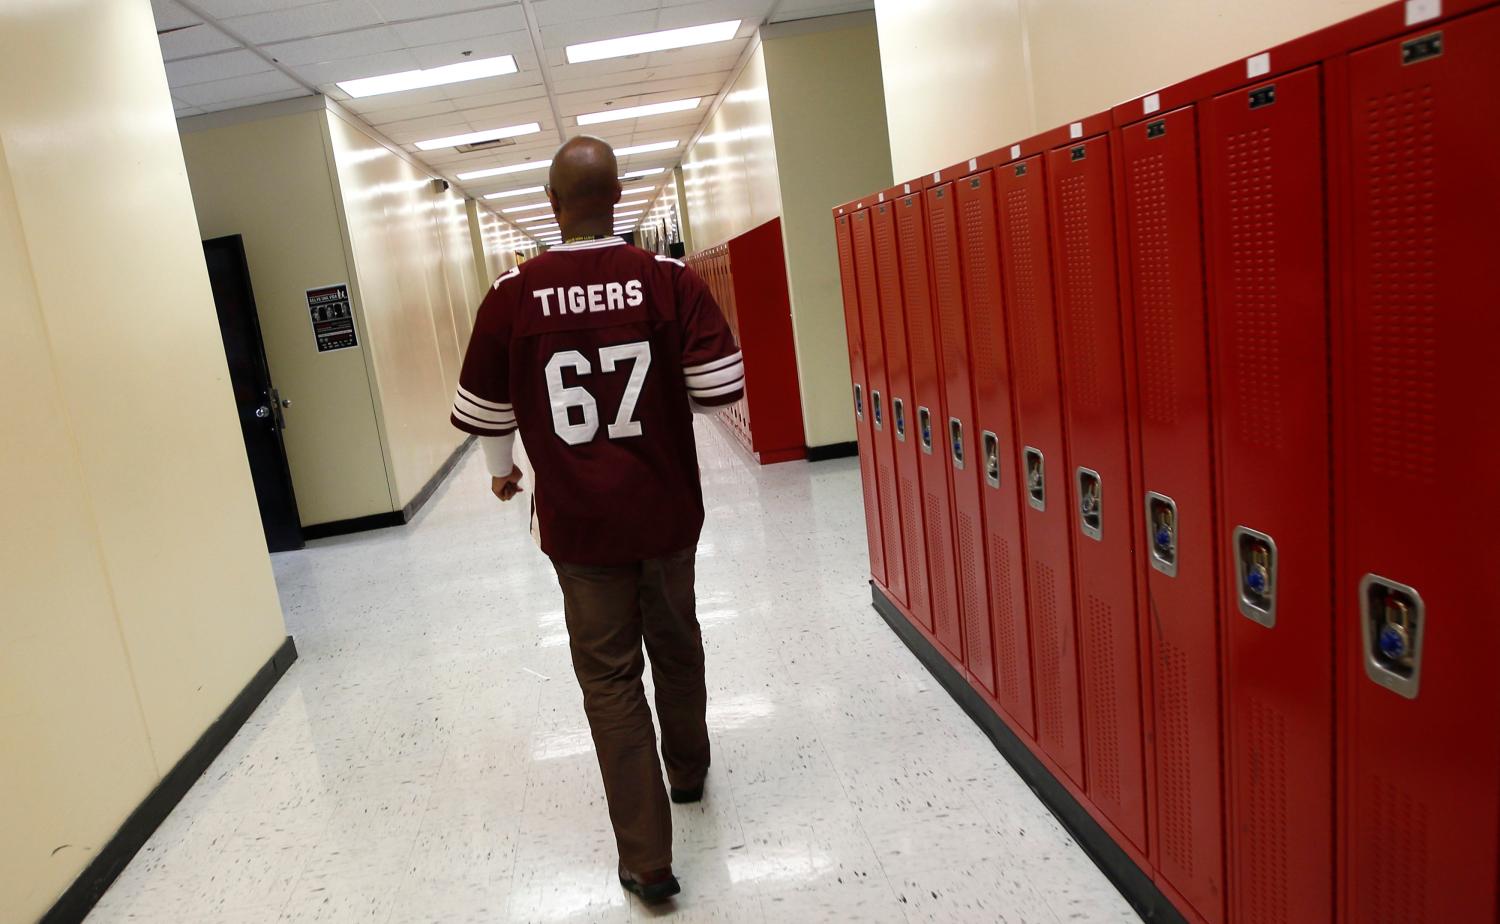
1145;492;1178;577
1076;467;1102;541
872;390;883;430
1233;526;1277;628
1024;447;1046;511
1360;575;1424;699
982;431;1000;489
893;398;906;442
853;383;864;421
949;418;964;470
918;406;933;454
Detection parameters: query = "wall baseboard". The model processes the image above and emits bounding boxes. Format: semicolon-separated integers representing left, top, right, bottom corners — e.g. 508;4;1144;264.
868;586;1187;924
41;635;299;924
804;441;857;462
299;436;474;541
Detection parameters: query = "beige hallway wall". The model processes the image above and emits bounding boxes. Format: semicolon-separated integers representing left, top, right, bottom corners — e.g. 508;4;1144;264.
324;108;474;508
180;105;395;526
875;0;1389;180
763;14;892;448
0;1;289;920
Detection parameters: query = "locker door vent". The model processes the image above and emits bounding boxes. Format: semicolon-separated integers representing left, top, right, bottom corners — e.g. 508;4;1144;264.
862;471;881;567
1086;594;1123;807
926;492;955;641
960;197;1003;385
931;206;969;375
959;512;992;679
1226;124;1286;450
1245;697;1290;924
1363;86;1438;484
879;463;901;580
901;478;927;609
1158;640;1196;877
1033;561;1064;746
989;532;1021;707
899;217;936;375
1057;175;1103;411
1004;187;1045;393
1363;776;1428;923
1129;152;1182;426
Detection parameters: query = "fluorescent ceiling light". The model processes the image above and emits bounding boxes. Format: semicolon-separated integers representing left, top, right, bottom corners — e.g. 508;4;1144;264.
577;98;700;126
502;202;552;214
516;214;552;223
614;210;643;217
616;199;648;207
458;159;551;181
621;168;666;179
532;222;559;230
621;184;657;195
337;55;517;99
484;185;546;200
565;20;741;64
615;141;679;157
415;122;540;151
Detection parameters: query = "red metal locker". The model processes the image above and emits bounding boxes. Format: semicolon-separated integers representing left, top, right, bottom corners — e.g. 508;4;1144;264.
1046;131;1151;853
834;209;886;587
895;189;964;659
1338;10;1500;923
852;208;909;607
925;181;995;695
873;197;934;634
1202;65;1334;924
954;171;1037;735
1119;105;1225;924
995;154;1085;784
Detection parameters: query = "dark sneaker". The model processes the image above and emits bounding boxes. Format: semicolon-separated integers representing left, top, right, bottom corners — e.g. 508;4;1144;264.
670;782;705;804
618;864;681;903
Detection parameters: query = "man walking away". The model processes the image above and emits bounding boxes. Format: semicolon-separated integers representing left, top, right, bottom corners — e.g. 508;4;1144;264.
448;136;744;902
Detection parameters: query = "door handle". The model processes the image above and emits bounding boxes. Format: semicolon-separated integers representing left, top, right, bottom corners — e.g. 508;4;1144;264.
254;406;271;419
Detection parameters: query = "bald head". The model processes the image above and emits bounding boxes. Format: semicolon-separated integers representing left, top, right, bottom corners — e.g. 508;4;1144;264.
546;136;622;236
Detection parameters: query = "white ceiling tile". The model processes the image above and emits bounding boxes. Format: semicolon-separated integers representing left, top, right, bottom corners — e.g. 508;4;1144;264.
261;25;405;65
192;0;328;17
223;0;384;45
370;0;515;18
291;48;421;86
651;0;769;31
159;24;243;60
769;0;872;20
531;0;659;27
389;7;528;45
165;49;272;86
404;29;533;69
152;0;201;31
539;10;662;48
173;69;304;105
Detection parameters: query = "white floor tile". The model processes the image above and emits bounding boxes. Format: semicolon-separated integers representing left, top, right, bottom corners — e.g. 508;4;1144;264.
85;421;1139;923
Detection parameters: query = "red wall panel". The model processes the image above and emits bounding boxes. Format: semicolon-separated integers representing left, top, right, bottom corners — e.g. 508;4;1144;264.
995;154;1085;784
954;171;1037;734
1338;10;1500;922
1203;65;1335;924
1046;132;1151;853
834;211;886;586
926;182;994;694
874;200;933;633
1120;105;1225;924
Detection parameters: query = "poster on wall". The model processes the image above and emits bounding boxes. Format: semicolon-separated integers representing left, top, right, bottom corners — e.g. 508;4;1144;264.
306;284;358;353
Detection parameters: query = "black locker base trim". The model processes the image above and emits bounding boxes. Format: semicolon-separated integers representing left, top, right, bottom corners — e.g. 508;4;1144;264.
41;635;299;924
805;441;858;462
870;585;1187;924
300;436;475;541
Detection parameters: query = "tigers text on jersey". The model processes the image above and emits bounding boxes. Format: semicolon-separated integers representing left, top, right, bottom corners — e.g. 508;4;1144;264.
450;236;744;565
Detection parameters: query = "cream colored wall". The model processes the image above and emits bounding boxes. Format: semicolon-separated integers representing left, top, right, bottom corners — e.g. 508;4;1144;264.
0;1;288;920
680;42;783;250
324;109;475;508
763;14;892;448
180;108;395;525
875;0;1388;179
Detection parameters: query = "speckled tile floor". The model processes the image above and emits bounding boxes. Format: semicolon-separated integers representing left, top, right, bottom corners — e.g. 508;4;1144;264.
87;419;1140;923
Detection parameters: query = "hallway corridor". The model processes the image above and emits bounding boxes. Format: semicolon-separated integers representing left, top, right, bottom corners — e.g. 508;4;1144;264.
88;421;1138;924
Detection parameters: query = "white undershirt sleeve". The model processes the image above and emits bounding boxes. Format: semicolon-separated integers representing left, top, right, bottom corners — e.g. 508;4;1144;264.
480;433;516;477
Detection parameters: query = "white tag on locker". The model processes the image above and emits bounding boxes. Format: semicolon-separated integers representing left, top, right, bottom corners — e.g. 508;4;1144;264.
1246;52;1271;78
878;193;885;202
1010;144;1021;159
968;158;977;171
1406;0;1440;24
1143;93;1161;114
1069;122;1083;139
903;183;911;194
932;171;941;182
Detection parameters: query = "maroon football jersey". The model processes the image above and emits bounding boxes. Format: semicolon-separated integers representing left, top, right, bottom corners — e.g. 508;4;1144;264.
450;237;743;565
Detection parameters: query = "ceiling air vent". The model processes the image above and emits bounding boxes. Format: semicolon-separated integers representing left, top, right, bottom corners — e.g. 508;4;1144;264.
455;137;518;154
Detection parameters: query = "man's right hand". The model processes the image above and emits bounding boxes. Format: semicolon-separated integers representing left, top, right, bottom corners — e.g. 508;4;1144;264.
491;468;524;502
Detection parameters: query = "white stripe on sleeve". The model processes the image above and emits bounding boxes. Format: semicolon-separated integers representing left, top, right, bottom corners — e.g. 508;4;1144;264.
689;376;745;399
457;384;512;413
685;361;744;390
683;351;742;376
454;393;516;426
452;405;515;433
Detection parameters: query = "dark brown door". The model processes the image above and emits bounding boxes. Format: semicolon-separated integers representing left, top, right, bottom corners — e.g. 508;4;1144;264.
203;235;303;552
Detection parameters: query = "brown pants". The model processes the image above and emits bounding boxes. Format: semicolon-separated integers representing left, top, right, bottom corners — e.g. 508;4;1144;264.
551;545;710;872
